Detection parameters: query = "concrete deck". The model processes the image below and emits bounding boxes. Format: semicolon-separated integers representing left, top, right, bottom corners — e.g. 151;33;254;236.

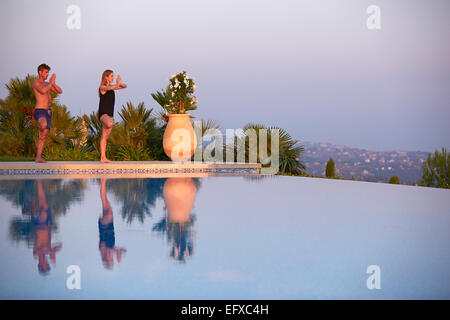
0;161;261;179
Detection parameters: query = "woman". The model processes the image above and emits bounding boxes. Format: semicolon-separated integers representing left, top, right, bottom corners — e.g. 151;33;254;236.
98;69;127;163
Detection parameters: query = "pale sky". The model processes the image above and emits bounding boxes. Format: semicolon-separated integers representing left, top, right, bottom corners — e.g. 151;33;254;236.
0;0;449;153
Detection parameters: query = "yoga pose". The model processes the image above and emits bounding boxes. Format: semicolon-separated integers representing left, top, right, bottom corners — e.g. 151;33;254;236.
98;70;127;163
32;63;63;163
98;178;126;269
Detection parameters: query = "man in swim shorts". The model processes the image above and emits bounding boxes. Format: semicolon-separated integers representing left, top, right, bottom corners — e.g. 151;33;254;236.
32;63;63;163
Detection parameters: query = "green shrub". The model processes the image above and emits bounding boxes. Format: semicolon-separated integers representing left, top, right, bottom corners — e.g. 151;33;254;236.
0;75;82;157
418;147;450;189
325;158;335;178
228;123;306;175
42;146;98;161
114;145;152;161
389;175;400;184
151;71;198;114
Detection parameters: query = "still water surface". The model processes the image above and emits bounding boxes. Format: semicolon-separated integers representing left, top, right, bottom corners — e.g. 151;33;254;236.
0;176;449;299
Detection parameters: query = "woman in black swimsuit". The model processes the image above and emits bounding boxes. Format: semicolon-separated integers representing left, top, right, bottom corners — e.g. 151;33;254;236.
98;70;127;163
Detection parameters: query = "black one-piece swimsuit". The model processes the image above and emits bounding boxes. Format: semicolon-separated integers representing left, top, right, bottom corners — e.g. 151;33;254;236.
98;90;115;119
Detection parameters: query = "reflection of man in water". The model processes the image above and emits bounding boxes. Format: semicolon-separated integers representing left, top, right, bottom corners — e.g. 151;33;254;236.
98;178;126;269
33;180;62;275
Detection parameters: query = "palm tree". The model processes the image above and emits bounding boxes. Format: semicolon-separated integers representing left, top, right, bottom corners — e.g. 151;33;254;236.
228;123;306;175
190;118;223;160
0;75;81;157
113;101;163;160
47;104;82;147
81;111;104;153
145;109;170;161
0;75;38;156
194;118;222;137
418;147;450;189
81;102;169;161
118;101;154;148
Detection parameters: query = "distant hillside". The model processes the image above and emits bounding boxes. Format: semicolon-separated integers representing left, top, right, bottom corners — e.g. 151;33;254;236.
298;141;429;185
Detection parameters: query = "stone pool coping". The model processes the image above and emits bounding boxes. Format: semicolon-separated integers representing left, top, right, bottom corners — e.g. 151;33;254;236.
0;161;261;179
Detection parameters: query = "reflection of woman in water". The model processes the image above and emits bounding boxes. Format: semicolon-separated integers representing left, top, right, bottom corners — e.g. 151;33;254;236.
33;180;62;275
98;178;126;269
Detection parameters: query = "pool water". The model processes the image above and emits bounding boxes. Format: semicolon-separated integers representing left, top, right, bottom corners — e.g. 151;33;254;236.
0;176;449;299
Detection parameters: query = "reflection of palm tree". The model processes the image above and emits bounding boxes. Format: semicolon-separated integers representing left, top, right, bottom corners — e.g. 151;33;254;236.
20;180;39;215
3;179;85;246
153;178;198;263
153;214;196;263
98;178;126;270
105;178;201;226
44;179;86;215
0;179;86;217
106;178;166;224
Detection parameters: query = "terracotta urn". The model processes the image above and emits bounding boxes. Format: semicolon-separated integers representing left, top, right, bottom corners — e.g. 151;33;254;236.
163;114;196;162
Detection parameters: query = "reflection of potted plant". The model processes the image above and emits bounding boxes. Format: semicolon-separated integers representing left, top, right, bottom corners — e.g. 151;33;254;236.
163;178;197;223
152;177;197;263
151;71;198;162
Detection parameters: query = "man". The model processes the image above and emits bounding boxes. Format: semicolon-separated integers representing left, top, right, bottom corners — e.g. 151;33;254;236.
32;63;63;163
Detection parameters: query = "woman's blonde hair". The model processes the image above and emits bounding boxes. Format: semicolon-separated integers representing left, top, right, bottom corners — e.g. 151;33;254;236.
98;69;113;96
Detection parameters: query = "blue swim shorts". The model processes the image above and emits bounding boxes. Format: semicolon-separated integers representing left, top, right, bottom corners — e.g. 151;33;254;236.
33;108;52;130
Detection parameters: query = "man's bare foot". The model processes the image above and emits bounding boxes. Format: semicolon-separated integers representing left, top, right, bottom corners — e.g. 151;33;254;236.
35;158;47;163
100;158;112;163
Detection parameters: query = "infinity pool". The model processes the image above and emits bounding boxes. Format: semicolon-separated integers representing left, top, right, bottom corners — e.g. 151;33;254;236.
0;176;449;299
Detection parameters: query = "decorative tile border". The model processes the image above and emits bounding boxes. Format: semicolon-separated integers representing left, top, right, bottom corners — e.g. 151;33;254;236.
0;167;260;175
0;162;261;178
